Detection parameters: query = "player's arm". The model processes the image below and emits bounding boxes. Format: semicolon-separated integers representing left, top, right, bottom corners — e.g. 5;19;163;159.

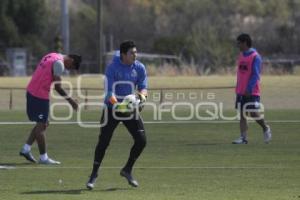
53;76;78;110
104;65;131;113
246;55;261;96
52;60;78;110
137;89;147;103
136;65;148;110
104;64;118;106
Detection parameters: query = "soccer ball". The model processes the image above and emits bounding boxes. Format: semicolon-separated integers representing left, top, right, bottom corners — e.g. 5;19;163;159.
123;94;140;109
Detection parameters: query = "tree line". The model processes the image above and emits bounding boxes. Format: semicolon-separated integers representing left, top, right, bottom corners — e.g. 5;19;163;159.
0;0;299;74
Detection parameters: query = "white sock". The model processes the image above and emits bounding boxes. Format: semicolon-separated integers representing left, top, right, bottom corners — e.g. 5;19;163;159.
23;144;31;152
40;153;48;161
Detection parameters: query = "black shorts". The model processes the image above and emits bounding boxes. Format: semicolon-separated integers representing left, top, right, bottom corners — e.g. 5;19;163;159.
26;92;49;123
100;107;144;134
235;95;260;111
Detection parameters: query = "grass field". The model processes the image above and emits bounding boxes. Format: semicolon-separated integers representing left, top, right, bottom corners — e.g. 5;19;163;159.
0;76;300;200
0;110;300;200
1;75;300;110
1;75;300;89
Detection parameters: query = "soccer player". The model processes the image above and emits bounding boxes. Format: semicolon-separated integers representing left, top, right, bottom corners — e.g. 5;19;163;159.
86;41;147;189
19;53;81;164
232;33;272;144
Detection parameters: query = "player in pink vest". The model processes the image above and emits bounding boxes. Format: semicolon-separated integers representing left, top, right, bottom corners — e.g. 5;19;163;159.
232;34;272;144
19;53;81;164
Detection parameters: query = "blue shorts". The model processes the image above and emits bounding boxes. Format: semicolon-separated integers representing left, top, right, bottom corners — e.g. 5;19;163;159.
26;92;49;123
235;95;260;111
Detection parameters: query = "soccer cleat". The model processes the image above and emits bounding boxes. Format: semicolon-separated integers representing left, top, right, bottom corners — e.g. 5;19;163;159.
263;125;272;144
120;169;139;187
19;151;37;163
232;137;248;144
86;174;98;190
38;158;61;165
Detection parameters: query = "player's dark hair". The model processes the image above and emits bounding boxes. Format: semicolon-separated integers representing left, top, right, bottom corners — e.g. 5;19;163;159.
120;40;136;55
237;33;252;47
68;54;82;70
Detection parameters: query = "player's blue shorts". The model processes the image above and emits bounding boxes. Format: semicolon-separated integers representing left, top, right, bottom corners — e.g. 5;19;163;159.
235;95;261;111
26;92;49;123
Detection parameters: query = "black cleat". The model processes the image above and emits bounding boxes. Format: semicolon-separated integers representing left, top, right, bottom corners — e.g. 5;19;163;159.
120;169;139;187
19;151;37;163
86;174;98;190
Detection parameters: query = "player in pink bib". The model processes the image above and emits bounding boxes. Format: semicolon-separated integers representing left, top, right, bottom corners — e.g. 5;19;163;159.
232;34;272;144
20;53;81;164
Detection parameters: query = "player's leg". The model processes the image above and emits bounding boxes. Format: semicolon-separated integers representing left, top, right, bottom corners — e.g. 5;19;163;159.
20;123;52;164
233;95;248;144
250;112;268;129
240;111;248;140
20;92;46;163
25;126;37;146
248;95;272;143
34;122;47;154
20;92;59;164
91;109;120;175
20;125;38;163
87;108;119;190
250;112;272;143
35;122;60;165
20;92;38;162
123;116;146;172
121;115;146;187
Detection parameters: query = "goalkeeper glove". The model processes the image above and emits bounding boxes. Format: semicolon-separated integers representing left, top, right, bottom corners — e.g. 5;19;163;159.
137;93;147;112
137;93;147;103
115;102;132;113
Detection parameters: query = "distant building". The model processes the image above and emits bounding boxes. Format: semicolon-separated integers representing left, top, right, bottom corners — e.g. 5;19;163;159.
6;48;27;76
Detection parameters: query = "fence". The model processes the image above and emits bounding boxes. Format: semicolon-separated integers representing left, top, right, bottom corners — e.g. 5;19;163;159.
0;87;235;110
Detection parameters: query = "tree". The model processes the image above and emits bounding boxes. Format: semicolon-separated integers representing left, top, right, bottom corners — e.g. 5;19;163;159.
0;0;48;57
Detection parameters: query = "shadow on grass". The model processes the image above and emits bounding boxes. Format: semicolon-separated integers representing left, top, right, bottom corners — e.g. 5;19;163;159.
0;162;33;166
20;187;131;195
0;162;34;170
185;143;220;146
100;187;132;192
21;189;85;195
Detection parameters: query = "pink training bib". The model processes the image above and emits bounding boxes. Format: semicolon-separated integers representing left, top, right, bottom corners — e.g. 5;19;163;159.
235;51;260;96
27;53;63;99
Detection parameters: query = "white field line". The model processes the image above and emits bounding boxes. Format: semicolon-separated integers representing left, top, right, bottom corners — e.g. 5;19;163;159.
0;166;293;170
0;120;300;125
0;166;16;169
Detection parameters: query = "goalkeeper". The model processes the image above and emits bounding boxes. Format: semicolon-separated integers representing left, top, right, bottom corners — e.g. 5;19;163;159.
86;41;148;190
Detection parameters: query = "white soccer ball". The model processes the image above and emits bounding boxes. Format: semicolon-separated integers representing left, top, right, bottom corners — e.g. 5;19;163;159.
123;94;140;109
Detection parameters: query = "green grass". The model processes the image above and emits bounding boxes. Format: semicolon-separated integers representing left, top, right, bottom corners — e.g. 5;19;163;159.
1;75;300;89
0;110;300;200
0;76;300;199
1;75;300;110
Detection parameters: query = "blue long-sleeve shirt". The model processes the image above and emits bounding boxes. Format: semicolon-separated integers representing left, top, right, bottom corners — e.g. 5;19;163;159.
104;51;147;105
243;48;261;93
